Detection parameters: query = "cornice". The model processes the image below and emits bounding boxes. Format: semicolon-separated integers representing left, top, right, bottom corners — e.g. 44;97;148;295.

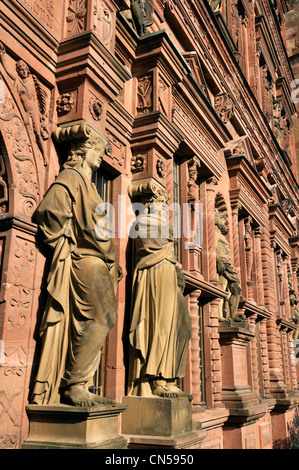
56;30;131;99
269;203;296;237
226;154;272;204
130;110;184;157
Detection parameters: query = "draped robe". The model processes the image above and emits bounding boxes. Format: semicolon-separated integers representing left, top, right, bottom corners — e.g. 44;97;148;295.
31;168;118;404
128;211;192;396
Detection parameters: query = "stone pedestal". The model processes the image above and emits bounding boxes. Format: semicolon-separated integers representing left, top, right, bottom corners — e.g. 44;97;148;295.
121;396;205;449
22;403;127;449
219;325;267;425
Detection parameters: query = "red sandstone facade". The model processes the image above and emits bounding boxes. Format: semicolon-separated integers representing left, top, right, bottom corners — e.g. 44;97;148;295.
0;0;298;450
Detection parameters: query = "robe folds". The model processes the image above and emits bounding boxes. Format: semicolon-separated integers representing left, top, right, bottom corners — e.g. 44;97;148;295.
128;212;192;396
31;168;118;405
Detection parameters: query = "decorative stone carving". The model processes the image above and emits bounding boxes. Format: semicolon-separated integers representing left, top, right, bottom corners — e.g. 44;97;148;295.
208;0;221;12
0;93;40;216
136;74;153;115
187;157;200;206
214;92;234;124
273;98;283;141
0;42;49;166
66;0;87;36
93;0;114;48
215;209;245;322
122;0;154;37
127;179;192;399
30;124;123;407
88;96;103;121
131;153;146;173
0;151;8;215
156;158;166;178
56;93;75;114
288;274;299;339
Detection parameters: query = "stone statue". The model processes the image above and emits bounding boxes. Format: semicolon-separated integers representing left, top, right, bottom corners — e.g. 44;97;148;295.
30;134;122;407
288;274;299;340
215;209;245;322
127;188;192;399
0;42;49;165
122;0;154;37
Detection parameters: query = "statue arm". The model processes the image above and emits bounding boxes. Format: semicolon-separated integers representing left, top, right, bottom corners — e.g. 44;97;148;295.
37;183;76;251
0;42;17;81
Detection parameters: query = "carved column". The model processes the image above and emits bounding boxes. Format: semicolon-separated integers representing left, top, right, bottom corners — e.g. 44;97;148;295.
248;314;259;395
259;319;271;398
205;177;218;283
189;290;203;405
261;225;287;397
208;298;224;409
254;227;265;307
282;255;291;319
279;326;290;388
289;331;299;392
230;201;242;278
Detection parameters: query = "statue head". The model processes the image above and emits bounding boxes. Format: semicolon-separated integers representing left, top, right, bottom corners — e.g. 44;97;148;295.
16;60;30;79
215;209;229;235
64;136;107;172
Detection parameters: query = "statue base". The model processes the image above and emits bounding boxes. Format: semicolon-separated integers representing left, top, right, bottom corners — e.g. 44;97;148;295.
22;403;127;449
219;325;268;425
121;396;206;449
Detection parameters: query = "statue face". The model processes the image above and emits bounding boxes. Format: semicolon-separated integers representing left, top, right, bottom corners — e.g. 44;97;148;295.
215;212;229;235
16;61;30;79
84;145;104;173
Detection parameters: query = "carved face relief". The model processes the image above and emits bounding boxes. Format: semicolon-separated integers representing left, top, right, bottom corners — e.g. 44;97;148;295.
16;61;30;79
215;211;229;235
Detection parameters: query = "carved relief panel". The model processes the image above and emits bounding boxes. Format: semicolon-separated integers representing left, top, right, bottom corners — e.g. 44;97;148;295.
93;0;115;52
0;88;41;217
65;0;88;37
0;150;8;215
0;235;39;448
136;74;153;115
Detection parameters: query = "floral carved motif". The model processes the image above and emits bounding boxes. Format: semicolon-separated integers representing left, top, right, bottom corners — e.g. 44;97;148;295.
56;93;75;114
131;154;146;173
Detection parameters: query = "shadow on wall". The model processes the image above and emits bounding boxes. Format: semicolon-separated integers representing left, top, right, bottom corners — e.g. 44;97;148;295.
288;410;299;449
273;410;299;449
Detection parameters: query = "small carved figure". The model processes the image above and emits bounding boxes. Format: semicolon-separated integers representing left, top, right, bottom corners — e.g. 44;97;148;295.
0;42;49;165
288;274;299;340
208;0;221;11
123;0;154;37
273;98;283;142
128;191;192;399
187;158;200;206
215;210;245;322
30;134;122;407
